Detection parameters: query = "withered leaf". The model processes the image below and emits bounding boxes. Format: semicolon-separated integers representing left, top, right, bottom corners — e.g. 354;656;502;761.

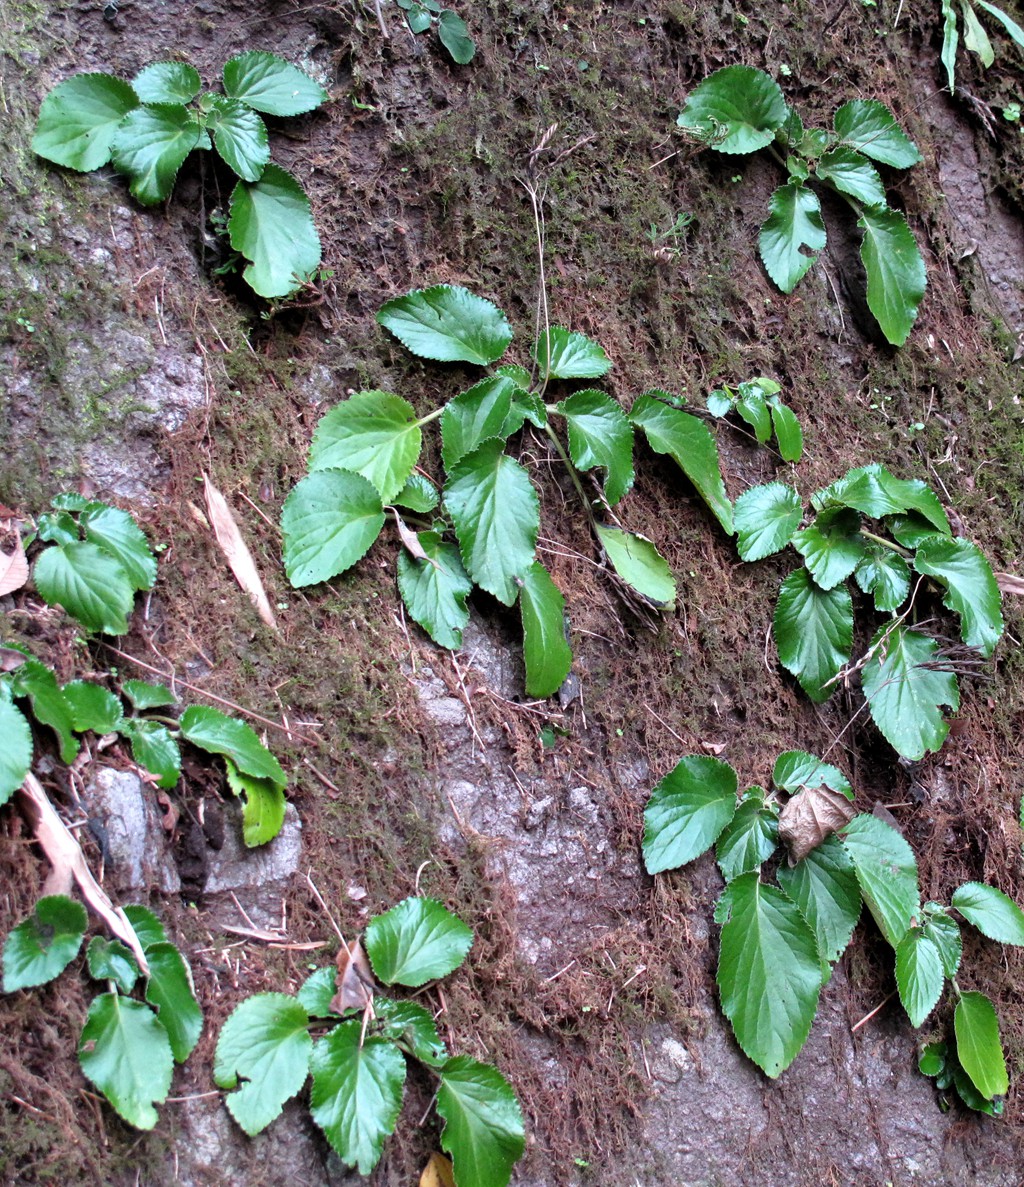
996;572;1024;597
0;536;28;597
203;474;278;630
420;1152;456;1187
330;937;376;1014
779;784;856;865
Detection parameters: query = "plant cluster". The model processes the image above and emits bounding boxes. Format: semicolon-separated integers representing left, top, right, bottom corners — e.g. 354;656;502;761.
706;376;803;462
396;0;476;64
939;0;1024;94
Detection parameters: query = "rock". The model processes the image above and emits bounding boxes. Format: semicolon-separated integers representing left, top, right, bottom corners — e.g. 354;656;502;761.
82;767;179;893
204;804;302;928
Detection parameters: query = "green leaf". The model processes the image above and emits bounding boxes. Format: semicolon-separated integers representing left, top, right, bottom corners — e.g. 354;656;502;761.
759;183;826;293
310;390;422;505
397;532;473;649
769;402;803;463
887;513;947;549
33;73;139;171
3;895;87;991
716;794;778;883
80;504;157;591
0;700;32;806
952;882;1024;945
895;928;945;1027
376;997;448;1066
952;1057;1004;1114
122;720;181;789
556;390;634;505
377;285;512;365
441;377;515;470
854;544;911;612
206;96;269;182
179;705;286;786
773;750;853;799
122;680;175;710
36;510;79;546
437;1056;526;1187
677;65;787;155
222;51;328;116
297;967;337;1017
962;0;996;64
818;465;949;533
913;536;1003;657
817;147;887;206
833;99;922;168
630;392;733;534
86;936;139;994
309;1023;406;1174
595;525;676;609
62;681;124;734
858;206;926;347
144;941;203;1062
111;104;200;204
34;541;135;634
534;328;611;380
10;659;79;763
774;569;853;702
444;439;539;606
519;561;572;699
954;991;1008;1100
716;874;821;1078
501;384;547;437
734;482;802;562
79;994;173;1129
406;5;433;33
792;508;867;590
281;469;385;588
131;62;202;105
734;387;770;442
642;755;738;874
224;758;287;847
364;896;473;987
438;10;476;63
862;625;959;760
921;905;962;977
214;993;312;1135
976;0;1024;47
941;0;960;91
122;904;167;950
229;164;322;298
840;813;919;947
777;837;861;970
394;474;439;513
706;389;734;418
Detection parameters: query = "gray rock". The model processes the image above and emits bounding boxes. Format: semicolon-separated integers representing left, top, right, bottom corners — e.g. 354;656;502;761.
205;804;302;928
82;767;179;893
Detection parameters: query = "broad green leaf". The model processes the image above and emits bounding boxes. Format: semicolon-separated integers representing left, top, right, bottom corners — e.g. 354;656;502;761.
706;390;734;418
952;882;1024;945
792;508;866;590
556;390;634;505
224;758;286;847
33;73;139;171
0;700;32;806
297;967;338;1017
144;942;203;1062
534;328;611;380
734;482;802;562
131;62;202;105
854;544;911;613
734;389;770;441
437;1056;525;1187
406;4;433;33
122;719;181;789
519;561;572;699
677;64;787;155
952;1058;1005;1115
62;681;124;735
962;0;995;64
595;525;676;609
759;183;826;293
223;51;328;116
36;509;79;546
941;0;960;91
438;10;476;64
630;392;733;534
642;755;738;874
214;993;312;1135
377;285;512;365
229;164;321;298
34;541;135;634
777;837;861;971
833;99;922;168
819;465;949;533
501;384;547;437
922;905;962;977
364;896;473;987
858;206;926;347
895;928;945;1027
122;680;175;710
769;401;803;462
122;904;167;951
496;363;533;389
309;1023;406;1174
179;705;286;787
281;468;385;588
3;895;87;991
862;626;959;760
397;532;472;649
86;936;139;995
716;795;778;883
716;874;821;1077
444;439;539;605
394;474;439;513
111;104;200;204
80;504;157;590
376;997;448;1066
976;0;1024;48
887;513;947;549
441;377;515;470
207;96;270;182
772;750;853;799
10;659;79;763
913;536;1003;657
310;390;422;504
840;813;919;947
954;991;1008;1100
774;569;853;701
817;147;887;206
79;994;173;1129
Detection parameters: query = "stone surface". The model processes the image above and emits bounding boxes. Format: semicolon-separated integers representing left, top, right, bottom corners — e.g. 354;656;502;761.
204;803;302;928
82;767;180;894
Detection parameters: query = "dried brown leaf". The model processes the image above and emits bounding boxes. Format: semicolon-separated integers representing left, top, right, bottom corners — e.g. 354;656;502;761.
996;572;1024;597
420;1153;457;1187
203;474;278;630
0;536;28;596
330;937;376;1014
0;646;28;672
394;510;440;568
778;784;856;865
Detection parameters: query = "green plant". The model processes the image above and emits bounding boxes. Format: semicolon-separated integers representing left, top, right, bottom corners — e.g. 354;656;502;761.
939;0;1024;95
642;750;1023;1111
396;0;476;64
280;284;735;698
214;896;524;1186
2;897;202;1128
678;65;925;345
647;211;694;260
706;376;803;462
32;53;327;298
732;462;1002;758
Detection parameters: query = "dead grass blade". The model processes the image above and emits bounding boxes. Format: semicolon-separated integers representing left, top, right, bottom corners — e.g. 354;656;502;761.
203;474;278;631
996;572;1024;597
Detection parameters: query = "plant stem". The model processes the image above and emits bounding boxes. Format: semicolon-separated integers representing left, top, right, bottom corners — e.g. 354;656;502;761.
543;423;597;526
859;528;912;558
415;406;445;429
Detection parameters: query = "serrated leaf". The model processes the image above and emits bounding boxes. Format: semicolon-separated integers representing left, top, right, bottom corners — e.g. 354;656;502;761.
377;285;512;365
394;474;440;513
207;96;269;182
774;568;853;701
179;705;286;787
80;504;157;591
862;625;959;760
777;837;861;973
734;482;802;562
397;531;472;649
534;328;611;380
854;544;911;612
79;994;173;1129
10;659;79;763
716;797;778;882
406;5;433;33
214;993;312;1135
310;390;422;505
376;998;448;1066
224;758;286;847
519;561;572;699
817;465;949;533
887;513;946;549
706;390;734;418
759;183;826;293
298;967;338;1017
500;384;547;437
444;439;538;605
131;61;202;105
817;147;887;206
282;469;385;588
440;377;515;471
962;0;995;64
62;681;124;735
913;536;1003;657
364;896;473;987
952;882;1024;945
778;785;855;864
677;64;787;154
34;542;135;634
556;390;634;505
33;73;139;171
122;680;175;711
922;905;962;978
86;936;140;994
642;755;738;874
111;104;200;204
3;895;87;991
772;751;853;799
122;719;181;789
144;942;203;1062
858;206;926;347
896;928;945;1027
833;99;922;168
122;905;167;950
954;991;1008;1100
437;1056;525;1187
0;700;32;806
769;401;803;462
223;51;328;116
595;525;676;609
438;10;476;63
793;507;866;590
229;165;321;298
840;813;919;947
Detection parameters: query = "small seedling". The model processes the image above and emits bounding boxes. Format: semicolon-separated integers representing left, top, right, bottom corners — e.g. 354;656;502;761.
706;376;803;461
396;0;476;64
647;211;694;260
938;0;1024;95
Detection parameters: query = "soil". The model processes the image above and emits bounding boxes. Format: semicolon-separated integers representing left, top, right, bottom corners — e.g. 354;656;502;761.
2;0;1024;1184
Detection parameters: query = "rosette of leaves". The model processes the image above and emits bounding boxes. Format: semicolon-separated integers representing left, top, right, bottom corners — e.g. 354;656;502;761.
32;52;327;298
938;0;1024;94
2;899;201;1129
280;284;734;699
732;462;1002;759
396;0;476;64
678;65;925;346
214;896;524;1187
706;376;803;462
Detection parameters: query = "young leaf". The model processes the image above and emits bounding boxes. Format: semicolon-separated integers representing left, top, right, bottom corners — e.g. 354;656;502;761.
437;1056;526;1187
310;390;422;505
858;206;926;347
595;525;676;609
777;837;861;972
33;74;139;171
642;755;738;874
206;96;270;181
131;61;202;105
854;545;911;613
706;389;734;418
122;680;175;711
0;699;32;806
438;10;477;64
80;504;157;591
734;483;802;562
769;401;803;462
715;795;778;883
772;751;853;799
224;758;287;847
122;719;181;790
10;659;79;763
214;993;313;1135
179;705;286;787
229;164;322;298
777;786;855;864
397;532;473;649
716;874;822;1078
833;99;922;168
519;561;572;699
677;64;787;154
297;967;338;1017
79;994;174;1129
951;882;1024;946
556;390;634;505
394;474;440;514
309;1023;406;1174
122;904;167;950
376;997;448;1066
86;936;139;995
111;104;200;204
954;991;1008;1100
840;813;919;947
895;928;945;1028
364;896;473;987
281;468;385;588
913;536;1003;657
222;51;328;116
405;4;433;33
3;895;87;992
792;507;866;590
734;387;771;442
816;147;887;207
534;328;611;380
759;182;826;293
440;377;515;471
773;569;853;702
501;384;547;437
377;285;512;365
921;906;962;978
34;541;135;634
62;681;125;735
144;941;203;1062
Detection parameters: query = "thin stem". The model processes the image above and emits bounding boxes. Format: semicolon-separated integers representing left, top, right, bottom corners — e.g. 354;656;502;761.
544;423;598;526
859;528;912;558
415;406;445;429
